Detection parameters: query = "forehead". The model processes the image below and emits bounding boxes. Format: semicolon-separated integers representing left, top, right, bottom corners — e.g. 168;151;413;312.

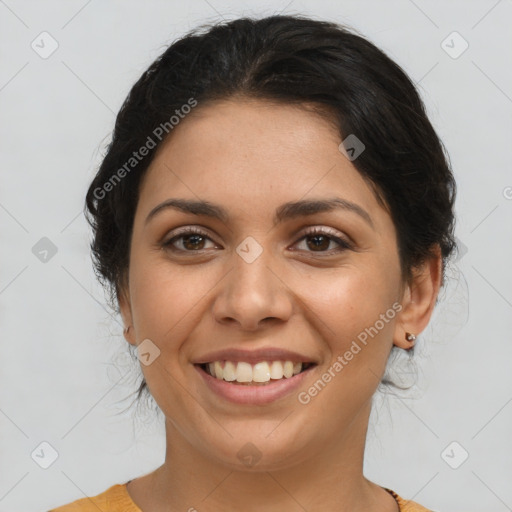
137;98;385;228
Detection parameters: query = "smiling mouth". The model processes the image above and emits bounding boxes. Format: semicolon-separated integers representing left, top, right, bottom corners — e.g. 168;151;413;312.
197;360;316;386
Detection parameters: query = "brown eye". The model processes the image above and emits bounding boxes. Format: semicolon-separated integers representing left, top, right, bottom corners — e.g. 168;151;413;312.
305;234;332;251
294;227;352;254
181;234;207;250
163;228;217;252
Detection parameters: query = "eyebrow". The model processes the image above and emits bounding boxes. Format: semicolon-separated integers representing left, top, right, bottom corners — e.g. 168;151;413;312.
145;197;373;228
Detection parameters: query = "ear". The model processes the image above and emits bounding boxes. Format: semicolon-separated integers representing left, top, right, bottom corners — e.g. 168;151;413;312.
118;283;136;346
393;246;443;349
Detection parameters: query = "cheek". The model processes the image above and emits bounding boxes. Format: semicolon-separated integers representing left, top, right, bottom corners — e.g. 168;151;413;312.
299;266;399;344
129;249;400;350
126;258;215;408
293;272;399;418
130;264;211;337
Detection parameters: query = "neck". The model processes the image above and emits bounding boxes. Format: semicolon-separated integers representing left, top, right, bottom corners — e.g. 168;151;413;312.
138;400;397;512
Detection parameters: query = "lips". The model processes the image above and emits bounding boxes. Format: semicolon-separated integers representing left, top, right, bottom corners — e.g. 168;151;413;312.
192;347;318;404
195;362;316;405
192;347;317;366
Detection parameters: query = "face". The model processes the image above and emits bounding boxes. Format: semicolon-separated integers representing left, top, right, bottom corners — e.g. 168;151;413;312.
120;98;415;471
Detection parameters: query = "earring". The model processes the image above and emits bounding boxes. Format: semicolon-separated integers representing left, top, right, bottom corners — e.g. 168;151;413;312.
405;332;416;349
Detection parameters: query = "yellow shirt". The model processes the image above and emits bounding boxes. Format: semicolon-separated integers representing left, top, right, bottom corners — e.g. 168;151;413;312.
48;482;433;511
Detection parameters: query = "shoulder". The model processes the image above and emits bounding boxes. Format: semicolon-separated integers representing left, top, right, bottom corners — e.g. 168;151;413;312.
48;483;142;512
385;488;437;512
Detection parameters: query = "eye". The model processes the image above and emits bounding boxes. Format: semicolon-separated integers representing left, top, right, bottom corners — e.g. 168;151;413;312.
162;226;352;254
162;227;217;252
293;226;352;254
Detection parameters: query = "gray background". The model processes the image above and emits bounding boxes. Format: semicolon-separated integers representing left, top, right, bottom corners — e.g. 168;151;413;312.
1;1;511;511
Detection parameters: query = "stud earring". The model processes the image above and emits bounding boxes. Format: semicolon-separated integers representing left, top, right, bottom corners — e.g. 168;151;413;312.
405;332;416;342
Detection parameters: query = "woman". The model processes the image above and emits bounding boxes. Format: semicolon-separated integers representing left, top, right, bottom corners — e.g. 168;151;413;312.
50;13;455;512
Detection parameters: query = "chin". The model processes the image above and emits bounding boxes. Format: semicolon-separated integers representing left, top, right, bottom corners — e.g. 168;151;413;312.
201;432;316;473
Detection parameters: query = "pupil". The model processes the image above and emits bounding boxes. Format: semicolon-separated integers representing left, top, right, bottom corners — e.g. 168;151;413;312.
307;235;328;251
184;235;204;250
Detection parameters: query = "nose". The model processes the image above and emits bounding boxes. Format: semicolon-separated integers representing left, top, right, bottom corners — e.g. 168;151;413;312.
212;244;294;331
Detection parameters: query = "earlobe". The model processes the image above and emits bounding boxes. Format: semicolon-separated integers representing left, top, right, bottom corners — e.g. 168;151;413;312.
118;285;136;346
393;247;442;350
123;325;135;345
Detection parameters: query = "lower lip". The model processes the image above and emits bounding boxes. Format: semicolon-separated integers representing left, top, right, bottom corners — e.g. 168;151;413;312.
194;364;315;405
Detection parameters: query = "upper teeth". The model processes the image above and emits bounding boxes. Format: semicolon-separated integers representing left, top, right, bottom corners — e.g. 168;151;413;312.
207;360;303;383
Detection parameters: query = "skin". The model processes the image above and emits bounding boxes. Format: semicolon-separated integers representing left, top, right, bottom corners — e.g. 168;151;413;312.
119;98;442;512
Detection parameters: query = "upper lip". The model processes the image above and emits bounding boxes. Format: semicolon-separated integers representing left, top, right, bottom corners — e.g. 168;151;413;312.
192;347;318;365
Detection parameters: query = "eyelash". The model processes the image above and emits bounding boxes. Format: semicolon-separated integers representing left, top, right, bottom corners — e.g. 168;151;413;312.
162;226;352;255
